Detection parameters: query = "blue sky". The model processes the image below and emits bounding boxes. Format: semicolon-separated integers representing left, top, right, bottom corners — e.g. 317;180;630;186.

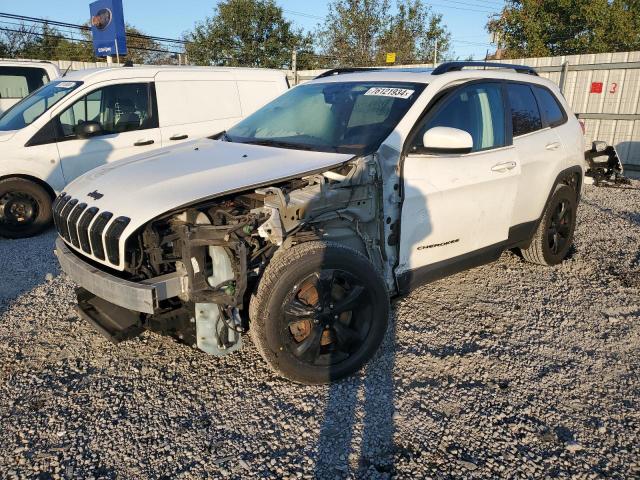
4;0;505;60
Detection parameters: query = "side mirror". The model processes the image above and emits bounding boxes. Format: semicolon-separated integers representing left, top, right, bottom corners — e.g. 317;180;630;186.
421;126;473;154
74;121;103;139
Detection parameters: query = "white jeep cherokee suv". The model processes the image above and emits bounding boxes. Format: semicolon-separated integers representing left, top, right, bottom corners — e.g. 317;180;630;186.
54;62;585;384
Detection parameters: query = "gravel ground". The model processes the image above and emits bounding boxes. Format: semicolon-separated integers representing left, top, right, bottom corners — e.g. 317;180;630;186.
0;182;639;479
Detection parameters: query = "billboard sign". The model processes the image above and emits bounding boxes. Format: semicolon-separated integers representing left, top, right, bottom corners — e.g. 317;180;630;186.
90;0;127;57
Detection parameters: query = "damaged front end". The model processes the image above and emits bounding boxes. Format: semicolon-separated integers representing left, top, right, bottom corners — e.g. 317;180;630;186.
66;156;387;357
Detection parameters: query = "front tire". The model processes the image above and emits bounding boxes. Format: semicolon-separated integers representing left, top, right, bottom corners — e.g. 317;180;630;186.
0;178;53;239
520;184;577;266
249;241;389;384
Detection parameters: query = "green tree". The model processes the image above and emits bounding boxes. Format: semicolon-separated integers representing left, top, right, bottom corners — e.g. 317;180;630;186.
317;0;389;67
376;0;451;64
124;26;168;64
185;0;313;68
317;0;451;67
488;0;640;58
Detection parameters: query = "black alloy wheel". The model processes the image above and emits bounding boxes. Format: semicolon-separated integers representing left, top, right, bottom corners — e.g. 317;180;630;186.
249;241;389;384
547;199;572;255
520;184;577;266
283;269;371;367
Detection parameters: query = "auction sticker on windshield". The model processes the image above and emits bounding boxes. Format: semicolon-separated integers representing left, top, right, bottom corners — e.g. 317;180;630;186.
364;87;415;99
56;82;78;89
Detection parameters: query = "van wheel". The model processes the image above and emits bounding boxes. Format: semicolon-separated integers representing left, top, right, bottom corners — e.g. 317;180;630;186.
0;178;52;238
520;184;577;266
249;241;389;384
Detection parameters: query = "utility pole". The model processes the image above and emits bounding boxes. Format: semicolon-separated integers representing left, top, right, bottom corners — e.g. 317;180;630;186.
292;50;298;86
433;38;438;67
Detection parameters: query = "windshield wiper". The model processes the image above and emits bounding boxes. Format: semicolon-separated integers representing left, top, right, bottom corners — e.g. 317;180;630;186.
243;139;337;152
209;130;232;141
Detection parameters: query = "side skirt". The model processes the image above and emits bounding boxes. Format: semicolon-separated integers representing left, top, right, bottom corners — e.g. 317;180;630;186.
395;219;538;295
396;242;504;294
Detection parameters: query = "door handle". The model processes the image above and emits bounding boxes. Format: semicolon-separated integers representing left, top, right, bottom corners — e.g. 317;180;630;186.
169;134;189;141
134;139;155;146
491;161;517;172
546;142;561;151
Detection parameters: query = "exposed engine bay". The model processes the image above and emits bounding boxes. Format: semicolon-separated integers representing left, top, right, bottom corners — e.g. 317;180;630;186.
111;156;386;356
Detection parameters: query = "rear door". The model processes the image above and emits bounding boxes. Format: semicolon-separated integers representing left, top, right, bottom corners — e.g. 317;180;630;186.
506;83;565;227
55;82;161;183
154;71;242;146
398;81;520;274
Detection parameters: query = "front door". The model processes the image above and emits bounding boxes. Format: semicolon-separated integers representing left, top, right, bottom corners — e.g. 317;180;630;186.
55;82;161;183
398;82;520;277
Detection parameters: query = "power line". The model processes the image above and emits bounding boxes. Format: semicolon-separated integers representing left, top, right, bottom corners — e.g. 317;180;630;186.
282;10;324;21
0;26;183;55
425;2;495;14
0;12;188;45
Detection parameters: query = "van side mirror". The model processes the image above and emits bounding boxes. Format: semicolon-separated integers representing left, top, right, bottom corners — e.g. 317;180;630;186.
421;127;473;154
74;121;103;139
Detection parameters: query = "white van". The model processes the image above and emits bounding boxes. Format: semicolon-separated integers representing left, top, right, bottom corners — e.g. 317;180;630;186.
0;60;61;115
0;66;288;237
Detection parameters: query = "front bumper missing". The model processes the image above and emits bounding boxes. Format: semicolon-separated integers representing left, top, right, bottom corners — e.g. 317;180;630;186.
55;237;185;314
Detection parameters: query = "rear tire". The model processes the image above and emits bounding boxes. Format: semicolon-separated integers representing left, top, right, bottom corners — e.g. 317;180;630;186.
249;241;389;384
0;178;52;239
520;184;577;266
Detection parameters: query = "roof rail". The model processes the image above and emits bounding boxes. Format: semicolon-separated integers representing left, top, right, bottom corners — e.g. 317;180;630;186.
314;67;383;79
432;61;538;76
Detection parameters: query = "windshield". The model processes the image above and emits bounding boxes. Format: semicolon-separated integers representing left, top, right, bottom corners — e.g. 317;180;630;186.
226;81;426;155
0;80;82;131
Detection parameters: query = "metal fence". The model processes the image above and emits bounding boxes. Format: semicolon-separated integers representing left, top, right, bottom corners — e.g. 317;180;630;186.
496;52;640;171
0;57;113;70
292;51;640;171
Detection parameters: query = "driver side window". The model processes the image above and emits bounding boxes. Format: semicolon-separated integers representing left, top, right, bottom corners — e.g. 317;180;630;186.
411;83;506;153
57;83;153;139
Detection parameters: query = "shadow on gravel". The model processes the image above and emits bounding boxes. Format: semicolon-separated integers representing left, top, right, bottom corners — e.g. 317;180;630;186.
314;317;397;478
0;228;59;316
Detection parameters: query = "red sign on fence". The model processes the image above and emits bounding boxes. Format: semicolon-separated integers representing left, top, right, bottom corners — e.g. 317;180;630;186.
590;82;603;94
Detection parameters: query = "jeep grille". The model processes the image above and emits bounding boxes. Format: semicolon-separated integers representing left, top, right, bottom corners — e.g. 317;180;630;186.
53;192;129;267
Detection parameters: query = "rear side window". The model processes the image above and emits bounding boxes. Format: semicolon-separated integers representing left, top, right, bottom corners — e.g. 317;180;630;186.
0;66;48;99
533;86;565;127
507;84;542;137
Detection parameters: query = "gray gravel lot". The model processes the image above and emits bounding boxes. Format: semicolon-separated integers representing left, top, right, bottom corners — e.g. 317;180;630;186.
0;182;639;479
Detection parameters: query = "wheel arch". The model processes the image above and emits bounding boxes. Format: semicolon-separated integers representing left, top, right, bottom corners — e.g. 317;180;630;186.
0;174;57;200
511;165;583;250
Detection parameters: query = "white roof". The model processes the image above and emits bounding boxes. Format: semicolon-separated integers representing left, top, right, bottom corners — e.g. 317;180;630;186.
61;65;287;82
0;60;61;76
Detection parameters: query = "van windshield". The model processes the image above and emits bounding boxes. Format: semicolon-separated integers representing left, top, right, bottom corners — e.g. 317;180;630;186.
226;81;425;155
0;80;82;131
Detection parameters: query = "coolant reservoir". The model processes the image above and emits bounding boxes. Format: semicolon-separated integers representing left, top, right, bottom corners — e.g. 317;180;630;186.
207;246;234;287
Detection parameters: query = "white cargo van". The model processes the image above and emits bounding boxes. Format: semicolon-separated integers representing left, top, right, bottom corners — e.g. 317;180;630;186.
0;60;61;114
0;66;288;237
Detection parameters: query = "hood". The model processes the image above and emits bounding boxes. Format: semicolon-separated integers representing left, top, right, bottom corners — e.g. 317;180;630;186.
62;138;353;270
0;130;17;142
